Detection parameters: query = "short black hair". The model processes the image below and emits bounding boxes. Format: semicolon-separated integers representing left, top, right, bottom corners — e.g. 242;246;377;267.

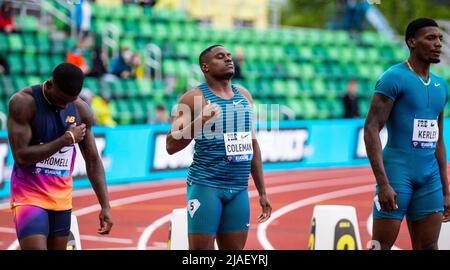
198;45;223;66
52;63;84;96
405;18;439;46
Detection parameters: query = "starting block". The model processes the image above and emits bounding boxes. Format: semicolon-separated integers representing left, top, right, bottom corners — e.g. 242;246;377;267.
439;221;450;250
67;215;82;250
167;208;218;250
308;205;362;250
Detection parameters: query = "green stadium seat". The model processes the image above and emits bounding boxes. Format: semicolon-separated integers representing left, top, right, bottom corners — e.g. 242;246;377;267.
8;34;23;52
7;54;22;74
16;16;39;32
23;54;38;75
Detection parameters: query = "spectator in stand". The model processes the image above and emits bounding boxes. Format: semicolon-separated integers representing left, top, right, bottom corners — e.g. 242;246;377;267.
0;54;10;74
110;47;133;79
232;47;245;80
130;53;144;79
150;104;169;124
66;41;89;74
342;79;360;118
91;95;117;127
86;47;108;78
74;0;92;38
0;1;15;33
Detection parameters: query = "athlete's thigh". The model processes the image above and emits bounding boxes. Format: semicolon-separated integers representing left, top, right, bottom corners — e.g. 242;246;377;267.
407;212;442;250
407;166;444;222
13;205;49;250
218;188;250;235
47;209;72;250
373;162;413;221
187;183;222;235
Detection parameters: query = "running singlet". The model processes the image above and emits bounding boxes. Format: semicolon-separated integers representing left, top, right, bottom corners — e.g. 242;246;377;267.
374;63;448;153
187;83;253;190
10;85;79;211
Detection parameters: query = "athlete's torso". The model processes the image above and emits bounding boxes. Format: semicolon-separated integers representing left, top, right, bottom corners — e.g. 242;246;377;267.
10;85;79;210
375;63;448;153
187;83;253;190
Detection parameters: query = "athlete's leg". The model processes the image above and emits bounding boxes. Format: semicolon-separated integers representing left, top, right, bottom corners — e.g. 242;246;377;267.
187;184;222;250
372;154;412;250
19;235;47;250
372;219;402;250
407;213;442;250
216;188;250;250
216;231;248;250
406;156;445;250
188;234;216;250
47;236;70;250
47;209;72;250
13;205;49;250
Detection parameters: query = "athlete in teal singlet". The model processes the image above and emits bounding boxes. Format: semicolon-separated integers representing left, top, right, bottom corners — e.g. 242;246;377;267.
166;45;272;250
365;18;450;250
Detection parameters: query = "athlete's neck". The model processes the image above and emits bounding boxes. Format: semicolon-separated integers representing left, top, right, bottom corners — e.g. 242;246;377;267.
407;56;430;79
205;77;233;94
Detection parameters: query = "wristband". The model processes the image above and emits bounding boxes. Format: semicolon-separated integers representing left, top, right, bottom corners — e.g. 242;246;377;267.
65;131;76;145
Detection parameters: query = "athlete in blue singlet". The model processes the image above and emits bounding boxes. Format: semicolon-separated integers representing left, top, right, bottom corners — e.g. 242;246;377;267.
166;45;272;250
364;18;450;250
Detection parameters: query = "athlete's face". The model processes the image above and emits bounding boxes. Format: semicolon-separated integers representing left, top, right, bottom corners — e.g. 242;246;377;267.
202;46;235;80
46;80;78;110
409;26;443;64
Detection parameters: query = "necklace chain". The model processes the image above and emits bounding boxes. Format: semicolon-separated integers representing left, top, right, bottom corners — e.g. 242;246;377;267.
42;83;53;105
405;60;431;86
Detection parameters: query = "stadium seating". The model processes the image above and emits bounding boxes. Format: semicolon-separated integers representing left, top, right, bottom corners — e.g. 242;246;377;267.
1;4;449;125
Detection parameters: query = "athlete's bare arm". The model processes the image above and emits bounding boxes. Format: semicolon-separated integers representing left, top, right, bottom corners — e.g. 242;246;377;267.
8;89;85;167
435;112;450;222
237;87;272;223
364;93;397;212
166;88;220;155
75;99;113;234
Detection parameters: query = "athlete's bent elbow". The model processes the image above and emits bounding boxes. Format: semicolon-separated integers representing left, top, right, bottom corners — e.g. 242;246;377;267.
166;138;177;155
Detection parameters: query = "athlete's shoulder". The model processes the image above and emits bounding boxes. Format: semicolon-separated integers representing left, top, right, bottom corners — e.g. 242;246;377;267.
178;87;204;107
233;84;253;105
74;98;95;126
378;63;407;81
8;87;35;120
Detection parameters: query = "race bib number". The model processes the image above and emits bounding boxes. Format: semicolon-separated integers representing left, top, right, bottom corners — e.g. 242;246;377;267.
412;119;439;149
35;146;74;177
223;132;253;162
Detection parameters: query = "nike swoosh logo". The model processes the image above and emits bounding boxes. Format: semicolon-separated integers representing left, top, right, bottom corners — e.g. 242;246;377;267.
233;100;244;106
241;134;250;139
435;83;441;87
59;148;71;154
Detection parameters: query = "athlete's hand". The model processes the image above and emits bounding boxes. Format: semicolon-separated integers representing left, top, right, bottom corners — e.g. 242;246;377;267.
98;207;113;235
443;194;450;222
378;184;398;212
66;123;86;144
201;101;221;124
258;195;272;223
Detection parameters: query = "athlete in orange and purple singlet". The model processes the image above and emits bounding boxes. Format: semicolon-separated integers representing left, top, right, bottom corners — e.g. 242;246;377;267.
8;63;113;250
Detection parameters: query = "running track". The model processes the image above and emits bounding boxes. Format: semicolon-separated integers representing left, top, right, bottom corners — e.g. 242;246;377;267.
1;166;447;250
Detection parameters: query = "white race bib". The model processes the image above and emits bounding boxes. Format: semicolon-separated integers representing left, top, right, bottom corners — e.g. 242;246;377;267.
412;118;439;148
223;132;253;162
35;146;74;177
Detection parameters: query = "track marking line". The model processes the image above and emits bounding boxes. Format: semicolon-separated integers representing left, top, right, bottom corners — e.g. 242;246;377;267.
257;184;374;250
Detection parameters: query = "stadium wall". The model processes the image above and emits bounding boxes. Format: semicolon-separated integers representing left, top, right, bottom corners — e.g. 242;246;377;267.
1;119;449;199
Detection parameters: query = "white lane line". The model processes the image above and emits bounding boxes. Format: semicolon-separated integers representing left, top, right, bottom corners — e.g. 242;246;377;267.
365;214;402;250
0;227;16;234
6;187;186;250
80;235;134;244
257;184;374;250
137;214;172;250
138;176;373;250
